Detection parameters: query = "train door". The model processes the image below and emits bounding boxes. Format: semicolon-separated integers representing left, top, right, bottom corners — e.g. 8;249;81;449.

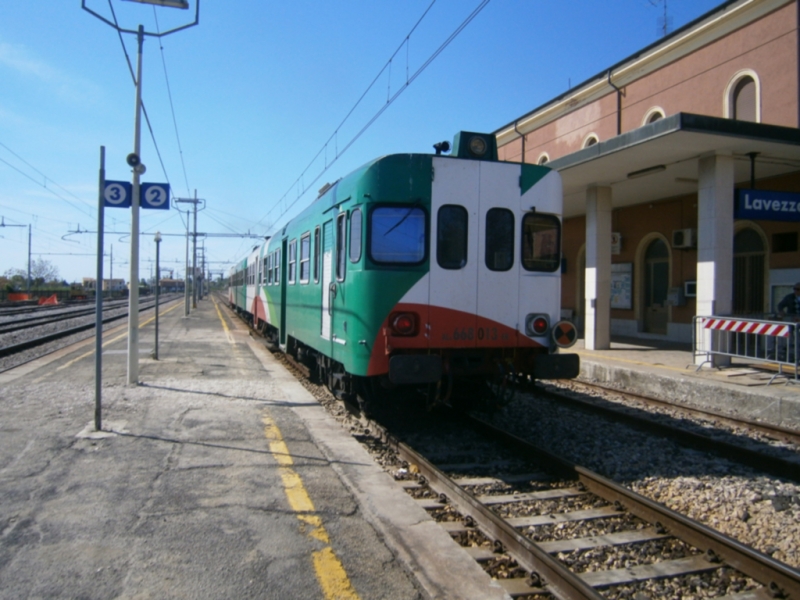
279;239;288;346
477;161;521;347
430;157;479;347
320;219;333;346
330;212;348;360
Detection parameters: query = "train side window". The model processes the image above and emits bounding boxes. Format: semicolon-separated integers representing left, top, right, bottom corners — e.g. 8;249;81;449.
300;233;310;283
485;208;514;271
314;226;320;283
262;256;267;284
336;213;347;281
288;241;297;284
370;206;426;264
266;254;272;285
522;213;561;272
437;205;468;269
275;249;281;284
349;209;362;263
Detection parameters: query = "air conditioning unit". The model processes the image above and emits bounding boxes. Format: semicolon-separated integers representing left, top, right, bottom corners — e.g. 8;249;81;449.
672;228;696;249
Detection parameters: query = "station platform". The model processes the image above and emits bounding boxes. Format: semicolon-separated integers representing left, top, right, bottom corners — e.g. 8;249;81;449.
570;336;800;431
0;296;510;600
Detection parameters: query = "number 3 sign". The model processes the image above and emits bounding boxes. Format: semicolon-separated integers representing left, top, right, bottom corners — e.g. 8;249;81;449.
103;181;132;208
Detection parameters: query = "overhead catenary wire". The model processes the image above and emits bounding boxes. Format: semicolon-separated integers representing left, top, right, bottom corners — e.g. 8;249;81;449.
0;154;96;220
153;7;191;198
107;0;173;197
255;0;491;235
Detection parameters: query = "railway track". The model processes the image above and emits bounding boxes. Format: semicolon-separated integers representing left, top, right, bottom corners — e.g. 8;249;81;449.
531;381;800;484
0;294;179;366
0;300;131;335
376;413;800;599
225;298;800;596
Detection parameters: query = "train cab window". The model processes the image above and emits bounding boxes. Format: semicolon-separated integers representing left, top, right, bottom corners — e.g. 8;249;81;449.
314;226;320;283
300;233;310;283
288;241;297;284
522;213;561;272
349;209;362;263
437;205;468;269
274;249;281;284
485;208;514;271
370;206;426;264
336;213;347;281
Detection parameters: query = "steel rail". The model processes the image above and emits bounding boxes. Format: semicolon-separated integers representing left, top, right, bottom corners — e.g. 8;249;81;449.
0;298;161;359
554;379;800;445
467;415;800;599
536;383;800;482
387;435;604;599
0;307;103;334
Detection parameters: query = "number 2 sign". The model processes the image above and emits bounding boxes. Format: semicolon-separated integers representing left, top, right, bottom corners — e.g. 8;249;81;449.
141;183;170;210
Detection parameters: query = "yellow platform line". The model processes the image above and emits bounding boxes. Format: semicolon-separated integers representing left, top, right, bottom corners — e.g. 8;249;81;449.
55;302;183;372
262;412;360;600
210;295;234;344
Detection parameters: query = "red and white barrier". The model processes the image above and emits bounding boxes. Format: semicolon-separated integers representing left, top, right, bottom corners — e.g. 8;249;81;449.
702;317;791;338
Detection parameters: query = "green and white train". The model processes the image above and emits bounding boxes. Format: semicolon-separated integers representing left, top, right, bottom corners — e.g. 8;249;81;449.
229;132;578;410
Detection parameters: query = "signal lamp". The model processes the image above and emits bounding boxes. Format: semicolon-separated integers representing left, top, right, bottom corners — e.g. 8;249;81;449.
390;312;418;336
469;136;487;157
525;314;549;336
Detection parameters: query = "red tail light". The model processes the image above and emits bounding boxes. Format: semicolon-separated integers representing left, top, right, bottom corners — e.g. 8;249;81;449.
390;312;418;336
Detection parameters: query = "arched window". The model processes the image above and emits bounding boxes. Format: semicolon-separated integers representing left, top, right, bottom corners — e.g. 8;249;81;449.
583;135;598;148
725;71;760;122
537;153;549;165
733;76;756;122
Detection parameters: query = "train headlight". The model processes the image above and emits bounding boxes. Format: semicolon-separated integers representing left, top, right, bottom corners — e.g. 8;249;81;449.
525;314;549;337
469;136;487;157
390;312;418;336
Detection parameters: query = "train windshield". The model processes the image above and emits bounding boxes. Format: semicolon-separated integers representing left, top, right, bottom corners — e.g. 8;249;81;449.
370;206;426;264
522;213;561;272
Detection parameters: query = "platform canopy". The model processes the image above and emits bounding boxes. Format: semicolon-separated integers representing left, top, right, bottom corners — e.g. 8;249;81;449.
548;113;800;218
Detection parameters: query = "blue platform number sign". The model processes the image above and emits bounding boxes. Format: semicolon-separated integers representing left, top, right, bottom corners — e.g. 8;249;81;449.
141;183;170;210
103;181;132;208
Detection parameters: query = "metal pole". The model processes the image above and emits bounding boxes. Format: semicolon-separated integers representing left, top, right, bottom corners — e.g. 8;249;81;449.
95;146;105;431
26;224;31;294
127;24;144;385
184;209;190;316
154;232;161;360
192;190;198;308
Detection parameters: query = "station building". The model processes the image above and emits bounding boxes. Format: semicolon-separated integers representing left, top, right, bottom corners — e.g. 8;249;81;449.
495;0;800;349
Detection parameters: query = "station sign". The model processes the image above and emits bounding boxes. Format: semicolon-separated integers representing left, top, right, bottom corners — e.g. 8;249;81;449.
141;183;170;210
736;189;800;222
103;180;132;208
103;181;170;210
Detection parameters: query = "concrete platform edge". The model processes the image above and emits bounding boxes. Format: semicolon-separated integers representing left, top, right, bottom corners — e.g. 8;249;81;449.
246;338;511;600
578;358;800;430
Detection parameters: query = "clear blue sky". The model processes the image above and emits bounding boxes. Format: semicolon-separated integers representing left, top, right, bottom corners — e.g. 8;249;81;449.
0;0;722;284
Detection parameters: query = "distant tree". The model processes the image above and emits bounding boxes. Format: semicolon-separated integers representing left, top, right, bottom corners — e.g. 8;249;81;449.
4;259;60;288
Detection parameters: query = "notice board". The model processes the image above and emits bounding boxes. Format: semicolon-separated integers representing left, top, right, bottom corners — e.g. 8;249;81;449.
611;263;633;310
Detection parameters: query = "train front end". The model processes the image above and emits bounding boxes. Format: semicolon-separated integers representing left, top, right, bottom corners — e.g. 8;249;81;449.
366;132;579;401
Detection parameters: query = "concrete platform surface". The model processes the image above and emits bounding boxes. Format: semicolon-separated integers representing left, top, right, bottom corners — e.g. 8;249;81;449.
0;296;509;600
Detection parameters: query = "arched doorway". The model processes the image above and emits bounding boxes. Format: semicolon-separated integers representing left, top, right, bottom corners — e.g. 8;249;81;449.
644;238;670;334
733;228;766;315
